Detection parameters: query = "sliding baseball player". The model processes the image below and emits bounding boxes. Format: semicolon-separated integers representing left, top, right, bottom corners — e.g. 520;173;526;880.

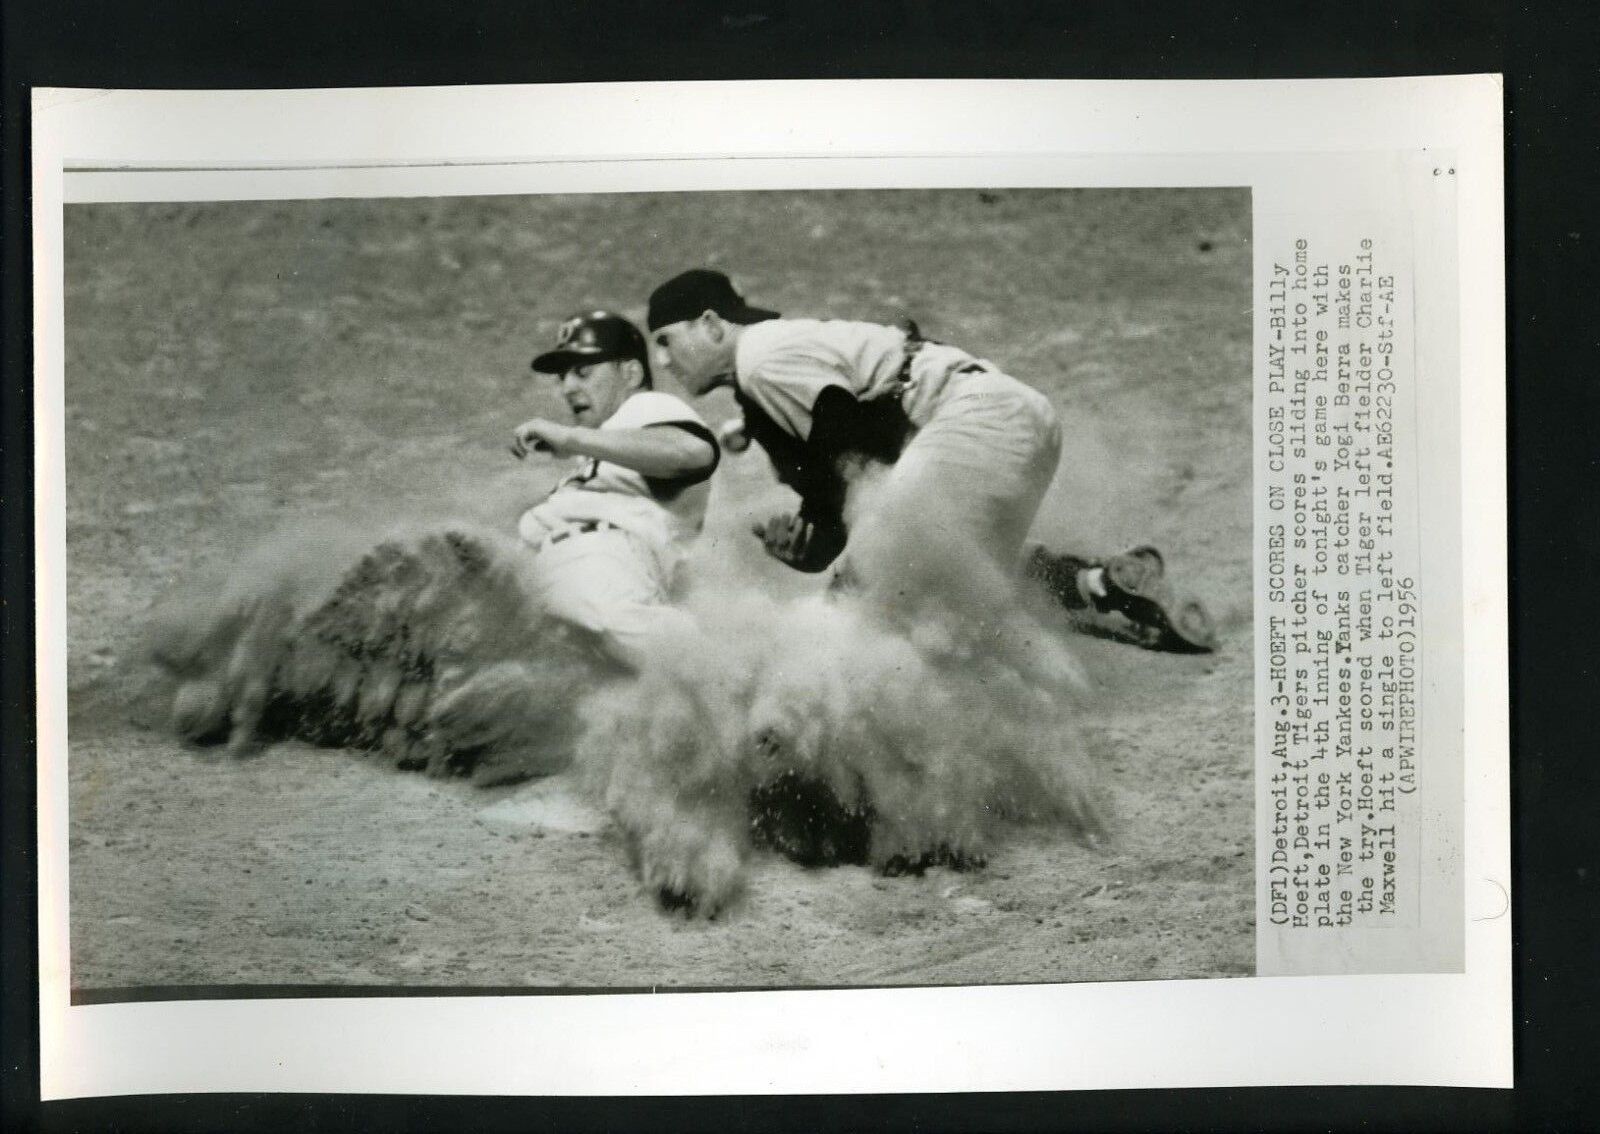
511;310;720;668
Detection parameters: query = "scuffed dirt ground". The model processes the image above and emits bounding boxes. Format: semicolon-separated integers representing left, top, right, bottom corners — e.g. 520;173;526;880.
62;189;1253;992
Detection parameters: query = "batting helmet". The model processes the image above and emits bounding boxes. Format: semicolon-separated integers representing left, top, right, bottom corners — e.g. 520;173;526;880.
532;311;651;380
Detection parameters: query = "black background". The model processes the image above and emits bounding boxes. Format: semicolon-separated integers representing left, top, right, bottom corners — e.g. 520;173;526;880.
3;1;1596;1130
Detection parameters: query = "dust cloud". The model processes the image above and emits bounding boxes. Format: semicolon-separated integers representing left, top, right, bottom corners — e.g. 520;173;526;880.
139;457;1104;911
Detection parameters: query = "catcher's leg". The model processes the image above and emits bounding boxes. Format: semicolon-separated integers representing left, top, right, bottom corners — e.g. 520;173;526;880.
843;369;1061;587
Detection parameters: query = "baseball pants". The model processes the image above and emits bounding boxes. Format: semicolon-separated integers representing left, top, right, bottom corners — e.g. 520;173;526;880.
845;364;1063;580
527;526;697;670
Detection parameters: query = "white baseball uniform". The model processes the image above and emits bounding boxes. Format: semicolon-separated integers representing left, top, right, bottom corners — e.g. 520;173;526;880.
734;318;1062;570
516;390;716;668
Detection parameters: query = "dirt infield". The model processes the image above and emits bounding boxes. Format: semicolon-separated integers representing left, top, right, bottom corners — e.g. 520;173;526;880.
63;188;1253;991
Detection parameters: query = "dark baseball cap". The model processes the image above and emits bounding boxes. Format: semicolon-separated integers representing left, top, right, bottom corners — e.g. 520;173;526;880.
531;311;649;374
646;269;780;332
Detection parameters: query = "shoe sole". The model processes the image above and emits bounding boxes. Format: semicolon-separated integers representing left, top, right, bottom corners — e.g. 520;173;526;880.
1104;549;1218;652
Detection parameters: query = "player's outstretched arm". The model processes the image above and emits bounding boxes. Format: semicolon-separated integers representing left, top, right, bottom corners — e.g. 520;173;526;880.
510;418;717;479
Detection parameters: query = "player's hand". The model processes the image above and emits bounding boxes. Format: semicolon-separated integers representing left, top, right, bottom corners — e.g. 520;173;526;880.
753;512;815;566
510;418;575;460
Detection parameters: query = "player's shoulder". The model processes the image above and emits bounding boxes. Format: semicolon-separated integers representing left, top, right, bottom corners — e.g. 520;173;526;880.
745;316;897;351
738;317;901;375
737;317;840;365
605;389;707;429
730;317;788;369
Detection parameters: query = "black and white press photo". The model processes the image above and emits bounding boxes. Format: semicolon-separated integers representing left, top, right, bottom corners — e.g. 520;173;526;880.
63;187;1252;996
33;77;1511;1099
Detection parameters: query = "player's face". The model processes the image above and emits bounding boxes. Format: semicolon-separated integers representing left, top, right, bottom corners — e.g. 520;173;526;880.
652;318;727;396
556;359;636;426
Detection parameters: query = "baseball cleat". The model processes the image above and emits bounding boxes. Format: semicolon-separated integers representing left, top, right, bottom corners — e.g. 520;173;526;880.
1092;546;1218;652
1028;544;1218;652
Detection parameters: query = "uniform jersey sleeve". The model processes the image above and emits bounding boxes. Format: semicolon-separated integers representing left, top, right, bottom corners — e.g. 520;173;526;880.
604;391;720;496
641;419;719;495
604;390;710;431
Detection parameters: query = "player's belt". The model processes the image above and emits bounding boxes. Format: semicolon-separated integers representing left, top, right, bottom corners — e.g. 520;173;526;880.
542;519;619;547
894;337;988;392
893;337;927;389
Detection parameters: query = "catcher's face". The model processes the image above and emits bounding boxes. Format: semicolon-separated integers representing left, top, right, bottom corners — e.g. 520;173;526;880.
652;315;731;397
556;359;640;426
